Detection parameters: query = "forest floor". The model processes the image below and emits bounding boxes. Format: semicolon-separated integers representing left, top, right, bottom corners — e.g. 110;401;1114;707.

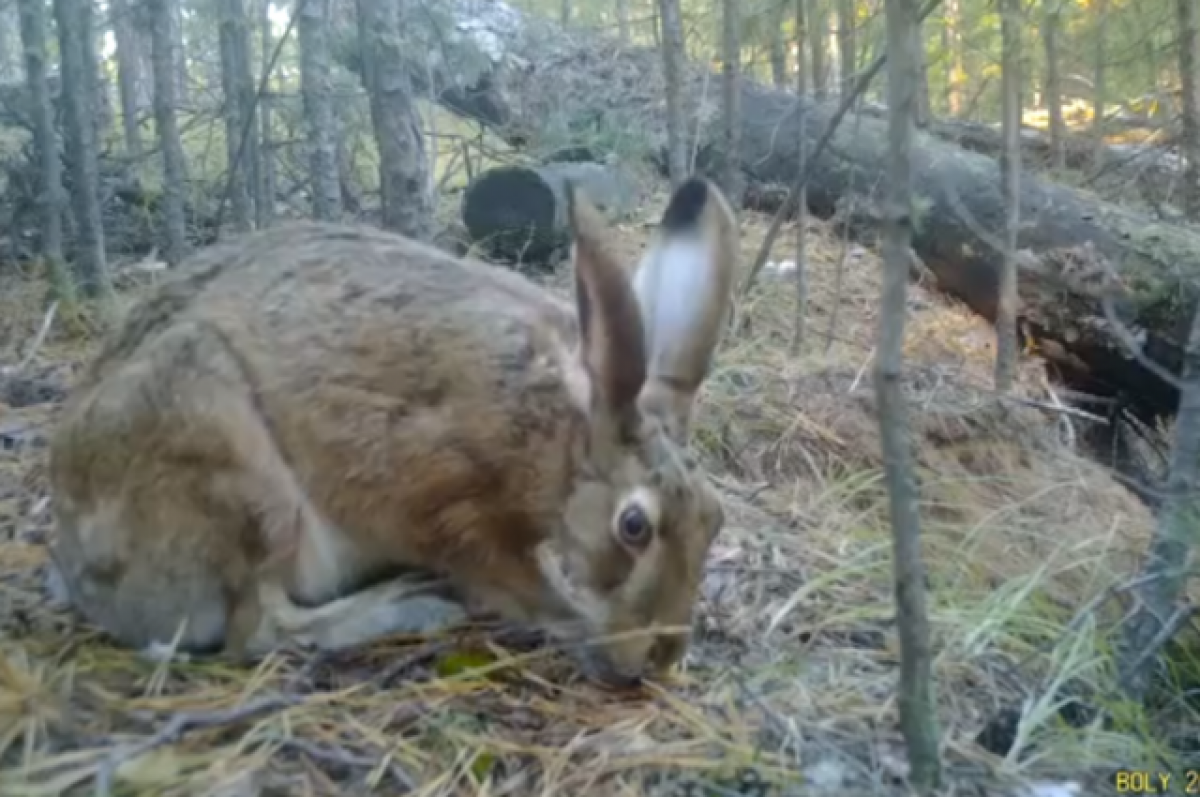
0;189;1196;796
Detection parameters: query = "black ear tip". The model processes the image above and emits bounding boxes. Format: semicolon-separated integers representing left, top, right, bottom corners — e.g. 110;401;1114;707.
660;177;710;232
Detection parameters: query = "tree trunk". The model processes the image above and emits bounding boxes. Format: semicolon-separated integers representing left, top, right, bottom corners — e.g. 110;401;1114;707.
149;0;188;265
657;0;687;186
170;0;188;106
720;0;743;208
298;0;341;221
809;0;828;98
769;2;788;88
111;0;144;160
357;0;433;239
219;0;252;231
0;7;14;83
17;0;64;266
1177;0;1200;220
1118;301;1200;701
944;0;962;116
836;0;855;97
53;0;110;299
995;0;1020;393
616;0;630;45
791;0;810;353
878;0;940;790
914;19;930;128
1042;0;1065;170
257;0;275;227
1091;0;1107;170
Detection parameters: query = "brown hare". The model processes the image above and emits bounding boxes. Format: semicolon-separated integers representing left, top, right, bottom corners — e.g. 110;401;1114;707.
47;177;738;686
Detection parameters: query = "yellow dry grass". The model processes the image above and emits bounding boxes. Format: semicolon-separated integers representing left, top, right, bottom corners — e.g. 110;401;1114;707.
0;191;1195;796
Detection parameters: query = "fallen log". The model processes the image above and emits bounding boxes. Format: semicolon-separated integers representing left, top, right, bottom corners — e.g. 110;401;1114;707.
430;2;1197;425
460;160;642;270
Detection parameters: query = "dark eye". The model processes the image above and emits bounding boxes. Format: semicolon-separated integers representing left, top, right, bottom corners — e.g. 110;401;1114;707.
617;504;654;548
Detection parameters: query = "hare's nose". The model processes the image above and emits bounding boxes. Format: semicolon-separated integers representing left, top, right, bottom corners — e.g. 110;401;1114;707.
576;647;644;689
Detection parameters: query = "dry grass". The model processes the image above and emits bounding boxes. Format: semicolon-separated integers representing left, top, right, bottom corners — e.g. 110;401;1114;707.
1;192;1197;797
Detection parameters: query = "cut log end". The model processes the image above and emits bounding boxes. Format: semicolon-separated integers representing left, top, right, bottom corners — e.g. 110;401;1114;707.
461;165;566;271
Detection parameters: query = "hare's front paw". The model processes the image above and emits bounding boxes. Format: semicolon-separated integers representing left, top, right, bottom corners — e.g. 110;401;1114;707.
376;593;469;635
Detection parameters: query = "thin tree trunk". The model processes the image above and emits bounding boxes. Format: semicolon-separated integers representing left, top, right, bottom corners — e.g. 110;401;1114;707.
111;0;144;159
0;8;13;83
616;0;629;44
879;0;940;788
561;0;570;27
219;0;252;230
83;6;110;153
809;0;828;98
791;0;810;354
837;0;856;97
257;0;275;227
1118;301;1200;700
1178;0;1200;220
944;0;962;115
170;0;188;105
1042;0;1065;170
1091;0;1107;170
17;0;64;268
358;0;433;238
297;0;342;220
720;0;743;209
914;20;930;127
995;0;1020;393
53;0;111;300
149;0;189;265
657;0;687;186
769;2;788;87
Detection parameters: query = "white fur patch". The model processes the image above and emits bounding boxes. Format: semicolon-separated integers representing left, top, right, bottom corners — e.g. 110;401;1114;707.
633;236;713;368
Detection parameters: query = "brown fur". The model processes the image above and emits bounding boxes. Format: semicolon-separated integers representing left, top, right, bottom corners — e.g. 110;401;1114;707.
48;179;738;684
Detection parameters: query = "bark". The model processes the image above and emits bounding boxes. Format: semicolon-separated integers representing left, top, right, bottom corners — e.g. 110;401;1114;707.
720;0;743;208
111;0;144;159
257;0;275;227
791;0;810;354
616;0;630;45
17;0;64;265
298;0;341;220
914;20;930;128
657;0;687;186
996;0;1020;393
357;0;433;239
0;7;13;83
53;0;110;298
149;0;188;265
769;2;788;88
460;162;640;269
219;0;252;230
1042;0;1065;170
808;0;828;98
1091;0;1107;170
836;0;855;97
1118;301;1200;700
944;0;962;116
1178;0;1200;220
878;0;940;789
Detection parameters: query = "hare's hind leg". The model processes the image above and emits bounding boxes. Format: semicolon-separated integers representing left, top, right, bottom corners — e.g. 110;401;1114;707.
49;321;321;654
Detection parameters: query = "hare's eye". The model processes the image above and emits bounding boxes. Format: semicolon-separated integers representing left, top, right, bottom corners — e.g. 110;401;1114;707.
616;505;654;548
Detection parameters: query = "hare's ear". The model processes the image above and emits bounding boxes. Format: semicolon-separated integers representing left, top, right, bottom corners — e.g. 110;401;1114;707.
632;177;738;441
566;184;648;427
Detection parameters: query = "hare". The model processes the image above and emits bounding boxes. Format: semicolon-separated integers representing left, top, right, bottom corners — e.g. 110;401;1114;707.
47;176;738;686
